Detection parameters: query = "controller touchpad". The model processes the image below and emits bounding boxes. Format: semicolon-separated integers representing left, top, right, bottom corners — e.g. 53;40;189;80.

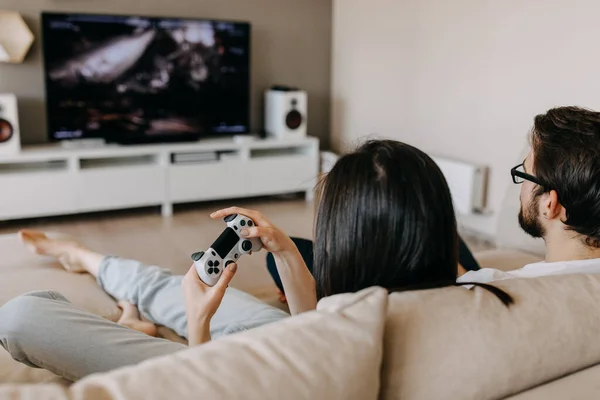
211;227;240;259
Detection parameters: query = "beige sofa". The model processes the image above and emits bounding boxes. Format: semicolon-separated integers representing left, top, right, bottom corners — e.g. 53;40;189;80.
3;178;600;399
3;249;600;399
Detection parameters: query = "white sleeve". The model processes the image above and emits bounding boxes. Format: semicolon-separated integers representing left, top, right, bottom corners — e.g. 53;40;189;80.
457;268;517;286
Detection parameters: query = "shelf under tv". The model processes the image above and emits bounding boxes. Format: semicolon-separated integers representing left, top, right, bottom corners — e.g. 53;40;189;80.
0;136;320;221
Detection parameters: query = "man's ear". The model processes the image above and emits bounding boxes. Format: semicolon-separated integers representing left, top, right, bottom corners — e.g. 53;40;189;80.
544;190;564;220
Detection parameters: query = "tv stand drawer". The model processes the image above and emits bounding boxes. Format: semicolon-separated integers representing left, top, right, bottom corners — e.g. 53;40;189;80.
76;166;164;212
168;160;246;202
0;171;76;219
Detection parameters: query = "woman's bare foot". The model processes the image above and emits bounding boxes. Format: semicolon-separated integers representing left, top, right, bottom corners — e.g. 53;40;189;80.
18;229;104;276
19;230;87;272
117;300;158;337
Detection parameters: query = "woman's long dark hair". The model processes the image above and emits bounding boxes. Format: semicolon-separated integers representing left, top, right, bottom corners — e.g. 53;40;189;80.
313;140;512;305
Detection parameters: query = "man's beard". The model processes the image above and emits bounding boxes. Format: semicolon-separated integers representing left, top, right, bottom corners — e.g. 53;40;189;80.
518;197;545;239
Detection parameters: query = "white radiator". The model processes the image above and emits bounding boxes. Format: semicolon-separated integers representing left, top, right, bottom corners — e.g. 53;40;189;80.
431;156;488;215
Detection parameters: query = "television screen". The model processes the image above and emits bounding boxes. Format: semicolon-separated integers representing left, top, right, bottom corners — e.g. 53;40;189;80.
41;12;250;143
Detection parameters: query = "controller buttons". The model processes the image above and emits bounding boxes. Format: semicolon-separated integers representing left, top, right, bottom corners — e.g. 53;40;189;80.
207;267;215;274
242;240;252;251
240;220;246;227
211;251;216;256
248;220;254;227
234;253;239;258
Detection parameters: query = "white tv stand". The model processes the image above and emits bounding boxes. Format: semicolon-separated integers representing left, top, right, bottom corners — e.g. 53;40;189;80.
0;136;320;221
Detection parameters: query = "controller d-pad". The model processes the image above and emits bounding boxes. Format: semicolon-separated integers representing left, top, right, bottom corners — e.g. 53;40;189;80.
214;268;220;274
208;260;214;267
214;260;220;267
242;240;252;252
208;267;214;274
224;214;238;222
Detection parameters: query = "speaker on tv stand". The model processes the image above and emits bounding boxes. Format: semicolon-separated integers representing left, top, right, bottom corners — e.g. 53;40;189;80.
264;85;307;140
0;93;21;156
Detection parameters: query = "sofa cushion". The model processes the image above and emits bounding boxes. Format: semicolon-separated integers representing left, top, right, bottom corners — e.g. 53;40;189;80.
0;240;119;383
0;384;69;400
0;350;67;385
505;363;600;400
0;234;120;321
0;234;122;384
381;273;600;400
0;287;388;400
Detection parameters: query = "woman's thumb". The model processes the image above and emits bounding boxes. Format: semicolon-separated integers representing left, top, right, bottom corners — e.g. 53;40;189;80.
215;263;237;291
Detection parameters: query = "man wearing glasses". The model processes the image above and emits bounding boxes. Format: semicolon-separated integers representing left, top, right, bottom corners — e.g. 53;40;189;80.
459;106;600;283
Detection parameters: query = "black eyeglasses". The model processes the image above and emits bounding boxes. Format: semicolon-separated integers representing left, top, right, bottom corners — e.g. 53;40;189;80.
511;163;543;186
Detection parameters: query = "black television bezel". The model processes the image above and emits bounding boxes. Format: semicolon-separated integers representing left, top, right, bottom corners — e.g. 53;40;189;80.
40;11;252;144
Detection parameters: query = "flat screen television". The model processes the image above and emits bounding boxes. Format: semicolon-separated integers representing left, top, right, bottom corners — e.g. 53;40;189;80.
41;12;251;144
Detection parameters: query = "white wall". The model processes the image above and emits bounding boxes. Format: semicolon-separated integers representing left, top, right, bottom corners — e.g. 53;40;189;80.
332;0;600;237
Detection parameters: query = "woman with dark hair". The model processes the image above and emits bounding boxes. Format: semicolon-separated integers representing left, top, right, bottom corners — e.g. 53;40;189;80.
265;139;482;303
0;140;509;382
216;140;508;312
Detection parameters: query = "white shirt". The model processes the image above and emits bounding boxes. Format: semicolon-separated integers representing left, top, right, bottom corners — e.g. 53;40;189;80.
457;257;600;284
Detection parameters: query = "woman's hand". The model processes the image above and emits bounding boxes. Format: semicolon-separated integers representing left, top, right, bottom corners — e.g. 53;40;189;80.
211;207;297;254
212;206;317;315
182;262;237;346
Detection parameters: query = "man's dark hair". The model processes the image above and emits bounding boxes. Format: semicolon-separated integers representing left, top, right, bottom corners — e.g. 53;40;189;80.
532;106;600;248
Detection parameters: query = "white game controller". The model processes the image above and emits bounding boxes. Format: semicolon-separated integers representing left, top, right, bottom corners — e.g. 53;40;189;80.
192;214;263;286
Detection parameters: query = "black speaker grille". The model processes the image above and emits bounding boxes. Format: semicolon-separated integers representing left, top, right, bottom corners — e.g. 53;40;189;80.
0;119;13;143
285;110;303;130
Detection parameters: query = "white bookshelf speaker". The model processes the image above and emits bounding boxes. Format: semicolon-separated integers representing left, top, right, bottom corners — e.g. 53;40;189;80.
0;93;20;156
265;87;307;139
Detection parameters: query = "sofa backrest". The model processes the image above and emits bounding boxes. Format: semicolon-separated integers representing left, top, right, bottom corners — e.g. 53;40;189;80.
380;273;600;400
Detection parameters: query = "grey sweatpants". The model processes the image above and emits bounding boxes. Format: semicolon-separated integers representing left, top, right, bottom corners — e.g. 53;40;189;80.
0;256;289;381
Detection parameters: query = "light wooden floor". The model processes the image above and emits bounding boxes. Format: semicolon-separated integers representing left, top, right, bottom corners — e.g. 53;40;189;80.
0;196;315;293
0;195;492;294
